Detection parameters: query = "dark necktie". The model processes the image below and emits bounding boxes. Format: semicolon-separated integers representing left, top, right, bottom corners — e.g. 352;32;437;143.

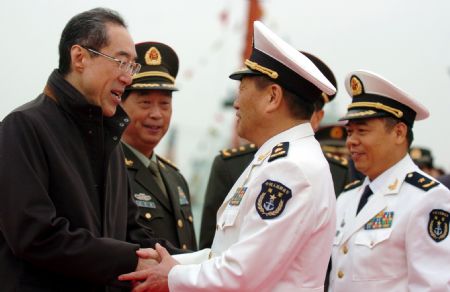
148;160;168;198
356;185;373;215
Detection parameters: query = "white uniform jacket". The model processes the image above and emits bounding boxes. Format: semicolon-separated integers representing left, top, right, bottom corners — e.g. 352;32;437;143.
330;155;450;292
170;123;336;291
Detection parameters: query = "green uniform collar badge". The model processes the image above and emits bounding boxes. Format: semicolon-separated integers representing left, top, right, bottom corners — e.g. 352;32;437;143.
428;209;449;242
268;142;289;162
256;180;292;219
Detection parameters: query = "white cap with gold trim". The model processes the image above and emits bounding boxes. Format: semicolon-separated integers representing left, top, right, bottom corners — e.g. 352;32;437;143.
229;21;336;102
340;70;429;127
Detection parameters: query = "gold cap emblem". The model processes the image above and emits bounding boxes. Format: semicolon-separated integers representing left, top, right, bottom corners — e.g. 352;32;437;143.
145;47;162;65
330;126;344;139
350;75;363;96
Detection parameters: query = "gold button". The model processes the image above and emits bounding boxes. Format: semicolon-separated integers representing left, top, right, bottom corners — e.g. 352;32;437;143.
188;215;193;223
182;244;187;250
145;213;151;219
337;270;344;278
342;245;348;254
178;219;183;228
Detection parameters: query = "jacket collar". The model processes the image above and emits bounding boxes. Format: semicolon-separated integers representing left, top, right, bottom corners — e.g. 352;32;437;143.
46;69;130;139
253;122;314;166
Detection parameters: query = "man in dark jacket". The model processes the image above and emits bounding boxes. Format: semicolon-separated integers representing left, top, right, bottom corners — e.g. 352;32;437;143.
0;8;177;292
121;42;197;251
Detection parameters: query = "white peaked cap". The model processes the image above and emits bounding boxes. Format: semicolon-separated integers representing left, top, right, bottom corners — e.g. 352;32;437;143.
230;21;336;102
253;21;336;96
340;69;429;126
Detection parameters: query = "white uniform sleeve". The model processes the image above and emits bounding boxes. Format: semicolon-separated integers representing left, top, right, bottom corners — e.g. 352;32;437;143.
172;249;211;265
406;185;450;291
169;160;335;291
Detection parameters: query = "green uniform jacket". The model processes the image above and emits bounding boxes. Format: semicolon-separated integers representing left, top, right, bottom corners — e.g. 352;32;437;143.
123;145;197;251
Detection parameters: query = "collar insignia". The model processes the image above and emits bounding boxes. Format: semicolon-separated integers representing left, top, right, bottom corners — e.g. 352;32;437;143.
388;178;398;191
125;158;134;167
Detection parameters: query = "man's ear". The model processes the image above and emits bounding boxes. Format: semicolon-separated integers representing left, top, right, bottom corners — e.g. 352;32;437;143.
394;122;408;145
70;45;86;72
266;83;283;113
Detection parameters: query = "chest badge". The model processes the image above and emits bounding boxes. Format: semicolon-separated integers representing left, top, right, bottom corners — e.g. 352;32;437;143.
229;187;248;206
256;180;292;219
364;210;394;230
428;209;449;242
133;193;156;209
178;186;189;205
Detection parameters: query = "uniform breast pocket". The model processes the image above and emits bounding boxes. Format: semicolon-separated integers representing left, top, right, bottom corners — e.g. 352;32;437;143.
217;205;240;230
137;207;164;225
352;228;399;281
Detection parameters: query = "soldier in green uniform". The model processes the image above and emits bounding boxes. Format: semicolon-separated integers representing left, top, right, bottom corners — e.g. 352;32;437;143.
121;42;196;251
199;52;348;249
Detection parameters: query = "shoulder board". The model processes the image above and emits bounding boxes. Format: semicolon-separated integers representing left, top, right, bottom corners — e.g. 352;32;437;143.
268;142;289;162
324;152;349;168
157;155;179;171
344;179;363;191
220;143;257;160
404;171;440;191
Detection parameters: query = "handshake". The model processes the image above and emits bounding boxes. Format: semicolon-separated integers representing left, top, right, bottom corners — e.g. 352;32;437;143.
119;243;179;292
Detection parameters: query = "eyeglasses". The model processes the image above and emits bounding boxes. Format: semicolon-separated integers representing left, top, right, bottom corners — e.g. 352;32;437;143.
81;46;141;76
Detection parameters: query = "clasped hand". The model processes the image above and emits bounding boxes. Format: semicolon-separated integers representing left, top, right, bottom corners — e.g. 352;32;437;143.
119;243;179;292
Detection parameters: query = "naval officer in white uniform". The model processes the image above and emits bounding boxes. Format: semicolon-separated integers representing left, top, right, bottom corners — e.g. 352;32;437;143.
119;20;337;292
329;70;450;292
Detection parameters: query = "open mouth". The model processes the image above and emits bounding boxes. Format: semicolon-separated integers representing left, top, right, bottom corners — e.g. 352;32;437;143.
111;90;123;103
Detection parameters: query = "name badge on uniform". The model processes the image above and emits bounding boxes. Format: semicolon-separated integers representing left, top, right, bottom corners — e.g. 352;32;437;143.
178;186;189;205
134;193;156;209
229;187;248;206
364;211;394;230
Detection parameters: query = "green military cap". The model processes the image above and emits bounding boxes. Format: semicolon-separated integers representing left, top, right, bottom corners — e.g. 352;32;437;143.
126;42;179;92
315;124;347;148
316;124;348;157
